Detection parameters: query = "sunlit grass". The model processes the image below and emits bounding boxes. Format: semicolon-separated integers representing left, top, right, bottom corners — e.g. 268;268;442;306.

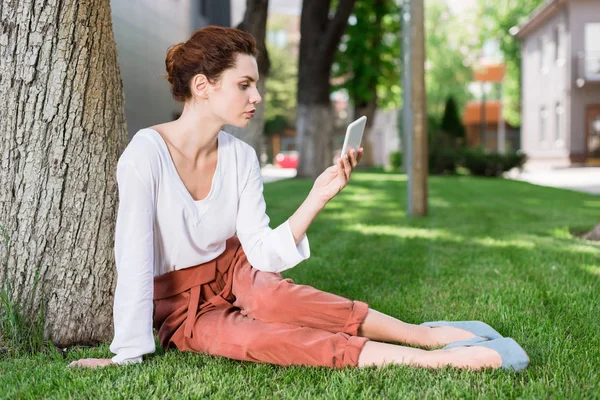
1;171;599;399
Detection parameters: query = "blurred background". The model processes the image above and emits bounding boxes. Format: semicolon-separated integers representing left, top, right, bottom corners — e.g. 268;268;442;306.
110;0;600;190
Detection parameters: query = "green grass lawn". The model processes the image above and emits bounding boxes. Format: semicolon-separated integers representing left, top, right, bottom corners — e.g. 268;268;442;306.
1;171;599;399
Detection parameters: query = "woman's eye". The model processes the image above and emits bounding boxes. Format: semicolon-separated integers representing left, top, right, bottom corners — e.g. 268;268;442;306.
239;83;249;90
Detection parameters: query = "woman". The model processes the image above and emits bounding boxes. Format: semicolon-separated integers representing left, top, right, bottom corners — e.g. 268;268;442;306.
70;26;527;371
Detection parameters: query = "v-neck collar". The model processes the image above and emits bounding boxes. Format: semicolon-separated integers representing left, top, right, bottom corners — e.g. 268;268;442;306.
145;128;225;224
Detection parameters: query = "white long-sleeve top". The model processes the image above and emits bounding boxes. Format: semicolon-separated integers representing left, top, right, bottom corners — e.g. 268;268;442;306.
109;128;310;364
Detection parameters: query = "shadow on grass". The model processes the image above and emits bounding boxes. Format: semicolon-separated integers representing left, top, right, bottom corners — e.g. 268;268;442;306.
266;172;600;345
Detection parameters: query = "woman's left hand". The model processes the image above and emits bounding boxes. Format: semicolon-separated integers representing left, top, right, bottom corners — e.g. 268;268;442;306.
311;147;363;206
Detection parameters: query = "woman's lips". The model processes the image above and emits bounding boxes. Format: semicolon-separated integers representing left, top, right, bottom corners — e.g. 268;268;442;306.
244;110;256;117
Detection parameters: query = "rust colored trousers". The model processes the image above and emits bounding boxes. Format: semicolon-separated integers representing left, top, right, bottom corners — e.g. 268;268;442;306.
153;237;369;368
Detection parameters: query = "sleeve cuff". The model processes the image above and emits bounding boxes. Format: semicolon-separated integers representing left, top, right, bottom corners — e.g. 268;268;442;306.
274;219;310;272
111;354;143;365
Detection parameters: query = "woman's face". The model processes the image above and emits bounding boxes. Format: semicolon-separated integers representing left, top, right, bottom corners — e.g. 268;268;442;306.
206;53;262;127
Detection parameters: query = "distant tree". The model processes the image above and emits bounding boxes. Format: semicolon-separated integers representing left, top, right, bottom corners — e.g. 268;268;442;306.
476;0;546;127
296;0;357;178
263;37;297;135
425;0;473;120
440;96;466;140
333;0;401;167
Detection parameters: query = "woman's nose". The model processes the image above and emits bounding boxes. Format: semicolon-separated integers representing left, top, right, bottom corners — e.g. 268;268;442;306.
250;88;262;105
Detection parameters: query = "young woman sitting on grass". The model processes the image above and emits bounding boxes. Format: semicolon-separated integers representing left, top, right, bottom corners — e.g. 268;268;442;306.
69;26;528;371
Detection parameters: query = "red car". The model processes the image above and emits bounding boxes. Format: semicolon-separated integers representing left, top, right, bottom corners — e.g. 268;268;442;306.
275;151;299;169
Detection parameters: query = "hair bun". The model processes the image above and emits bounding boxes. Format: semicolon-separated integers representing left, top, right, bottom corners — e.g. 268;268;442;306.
165;43;185;84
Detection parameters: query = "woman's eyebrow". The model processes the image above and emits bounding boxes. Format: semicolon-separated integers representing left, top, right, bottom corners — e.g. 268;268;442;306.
240;75;258;82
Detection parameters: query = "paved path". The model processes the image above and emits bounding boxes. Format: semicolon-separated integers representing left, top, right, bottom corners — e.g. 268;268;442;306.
506;167;600;195
261;167;297;183
262;166;600;195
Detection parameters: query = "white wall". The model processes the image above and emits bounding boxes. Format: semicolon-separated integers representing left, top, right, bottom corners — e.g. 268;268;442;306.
110;0;209;139
521;7;571;164
370;109;401;167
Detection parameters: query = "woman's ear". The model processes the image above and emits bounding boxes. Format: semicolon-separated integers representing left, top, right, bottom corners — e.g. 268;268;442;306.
191;74;210;99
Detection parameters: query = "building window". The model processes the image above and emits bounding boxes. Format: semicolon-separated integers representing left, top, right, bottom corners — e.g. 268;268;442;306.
585;23;600;79
555;103;564;146
540;106;548;143
539;37;545;71
554;25;565;64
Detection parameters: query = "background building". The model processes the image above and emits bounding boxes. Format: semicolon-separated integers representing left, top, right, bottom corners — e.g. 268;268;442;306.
514;0;600;167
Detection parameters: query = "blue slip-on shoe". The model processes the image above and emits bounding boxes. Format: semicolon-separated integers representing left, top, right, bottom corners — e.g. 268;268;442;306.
421;320;504;341
443;337;529;372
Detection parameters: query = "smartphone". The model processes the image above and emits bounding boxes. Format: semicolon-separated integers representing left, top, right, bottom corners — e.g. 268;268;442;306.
341;116;367;157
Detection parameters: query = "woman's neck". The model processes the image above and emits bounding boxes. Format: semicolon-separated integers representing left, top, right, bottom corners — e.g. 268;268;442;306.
170;102;222;161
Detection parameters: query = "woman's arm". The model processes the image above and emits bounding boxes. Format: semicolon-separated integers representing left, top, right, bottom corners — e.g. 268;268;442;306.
288;148;363;243
70;160;156;368
236;147;361;273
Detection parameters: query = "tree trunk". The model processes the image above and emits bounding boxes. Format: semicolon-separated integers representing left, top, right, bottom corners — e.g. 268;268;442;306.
0;0;127;347
407;0;428;216
583;221;600;241
225;0;270;161
296;0;356;178
296;104;335;177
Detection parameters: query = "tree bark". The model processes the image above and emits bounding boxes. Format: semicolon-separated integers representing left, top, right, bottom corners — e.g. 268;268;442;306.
296;0;357;178
224;0;270;161
408;0;428;216
0;0;127;347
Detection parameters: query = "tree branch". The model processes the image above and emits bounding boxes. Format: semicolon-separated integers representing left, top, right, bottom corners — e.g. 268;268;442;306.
322;0;357;56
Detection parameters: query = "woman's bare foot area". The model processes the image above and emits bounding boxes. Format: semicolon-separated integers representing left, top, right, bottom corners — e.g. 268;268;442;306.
68;358;115;368
426;326;478;347
441;346;503;370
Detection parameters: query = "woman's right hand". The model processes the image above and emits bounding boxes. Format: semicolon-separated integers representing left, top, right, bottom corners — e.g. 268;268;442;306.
68;358;115;368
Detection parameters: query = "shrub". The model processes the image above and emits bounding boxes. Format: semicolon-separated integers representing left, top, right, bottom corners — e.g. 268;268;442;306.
429;148;461;175
389;151;402;170
440;96;466;140
462;149;527;177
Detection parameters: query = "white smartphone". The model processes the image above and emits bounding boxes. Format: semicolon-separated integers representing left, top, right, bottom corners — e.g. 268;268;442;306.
341;116;367;157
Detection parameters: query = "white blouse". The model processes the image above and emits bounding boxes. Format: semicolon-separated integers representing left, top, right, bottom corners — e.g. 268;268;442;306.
109;128;310;364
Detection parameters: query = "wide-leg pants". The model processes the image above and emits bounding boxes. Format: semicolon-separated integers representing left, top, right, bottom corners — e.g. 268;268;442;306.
153;236;369;368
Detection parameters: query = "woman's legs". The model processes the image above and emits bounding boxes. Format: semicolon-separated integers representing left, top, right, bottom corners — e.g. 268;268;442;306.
232;262;478;349
356;340;502;369
357;309;477;348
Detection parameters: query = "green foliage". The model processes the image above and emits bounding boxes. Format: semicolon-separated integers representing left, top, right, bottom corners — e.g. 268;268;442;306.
333;0;402;110
389;151;402;170
462;148;527;177
428;109;526;176
264;37;298;135
425;0;474;120
476;0;546;126
440;96;466;139
429;147;462;175
429;112;462;175
0;226;47;356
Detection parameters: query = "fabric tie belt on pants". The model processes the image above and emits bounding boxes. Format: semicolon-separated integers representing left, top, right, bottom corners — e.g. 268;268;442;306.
153;250;237;339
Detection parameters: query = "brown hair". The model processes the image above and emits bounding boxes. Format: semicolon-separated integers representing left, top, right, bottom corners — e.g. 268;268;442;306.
165;26;258;102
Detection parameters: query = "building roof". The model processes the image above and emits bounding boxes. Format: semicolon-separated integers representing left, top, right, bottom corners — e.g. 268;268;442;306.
512;0;567;39
474;64;506;82
463;101;502;125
